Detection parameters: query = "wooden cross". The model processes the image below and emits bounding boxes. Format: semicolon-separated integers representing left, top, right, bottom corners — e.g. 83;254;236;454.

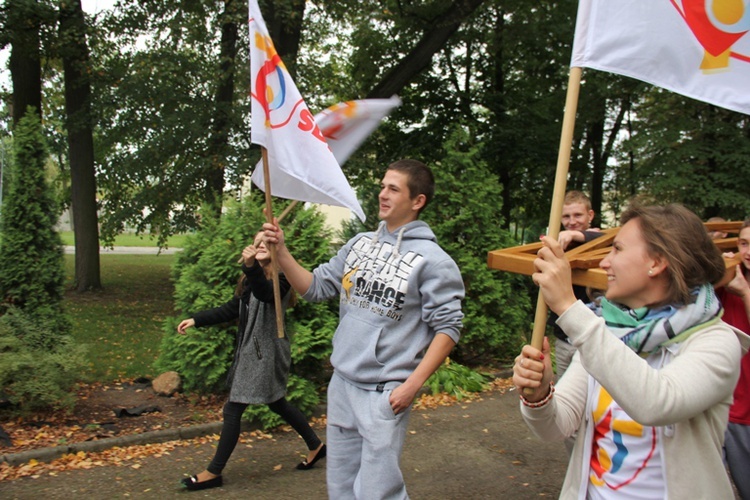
487;221;744;290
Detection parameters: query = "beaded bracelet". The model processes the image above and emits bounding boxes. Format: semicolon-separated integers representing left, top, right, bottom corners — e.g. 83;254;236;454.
520;382;555;408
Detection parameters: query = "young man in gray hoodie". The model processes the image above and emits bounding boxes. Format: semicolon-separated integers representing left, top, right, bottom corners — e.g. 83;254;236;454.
263;159;464;499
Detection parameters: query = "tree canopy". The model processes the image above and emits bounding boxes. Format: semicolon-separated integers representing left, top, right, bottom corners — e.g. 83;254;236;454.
3;0;747;249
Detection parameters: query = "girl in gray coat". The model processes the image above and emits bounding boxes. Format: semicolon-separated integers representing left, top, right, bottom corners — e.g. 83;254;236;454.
177;233;325;491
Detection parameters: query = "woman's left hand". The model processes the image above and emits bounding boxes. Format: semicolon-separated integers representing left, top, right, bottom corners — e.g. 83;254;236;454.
241;244;258;267
533;236;578;316
239;233;265;266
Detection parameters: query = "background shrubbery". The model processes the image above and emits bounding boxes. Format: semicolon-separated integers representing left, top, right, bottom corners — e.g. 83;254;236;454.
0;118;533;421
0;308;87;413
0;112;83;415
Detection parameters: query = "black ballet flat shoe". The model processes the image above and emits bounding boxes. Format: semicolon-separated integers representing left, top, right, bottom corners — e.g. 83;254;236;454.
180;474;223;491
296;444;327;470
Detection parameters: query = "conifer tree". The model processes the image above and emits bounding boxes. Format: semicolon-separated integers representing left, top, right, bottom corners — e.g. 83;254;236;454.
0;111;69;335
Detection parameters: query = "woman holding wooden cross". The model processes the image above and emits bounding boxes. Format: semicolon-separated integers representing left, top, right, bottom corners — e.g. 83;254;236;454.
513;203;749;498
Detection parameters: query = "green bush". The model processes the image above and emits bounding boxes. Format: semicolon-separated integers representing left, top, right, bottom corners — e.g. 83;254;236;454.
0;308;87;414
0;111;70;336
155;193;339;425
423;127;532;364
426;359;492;400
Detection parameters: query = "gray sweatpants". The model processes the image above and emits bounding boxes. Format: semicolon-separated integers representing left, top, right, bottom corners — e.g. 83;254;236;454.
326;372;411;500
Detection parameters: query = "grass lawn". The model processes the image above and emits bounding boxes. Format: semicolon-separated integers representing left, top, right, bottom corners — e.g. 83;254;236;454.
64;253;178;382
59;231;190;248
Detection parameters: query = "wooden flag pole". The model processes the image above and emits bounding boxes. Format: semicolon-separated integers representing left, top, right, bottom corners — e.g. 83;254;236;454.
277;199;299;223
525;67;582;393
260;147;286;339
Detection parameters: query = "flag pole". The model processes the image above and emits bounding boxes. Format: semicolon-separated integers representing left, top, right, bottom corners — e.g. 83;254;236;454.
261;147;286;339
277;199;299;223
526;66;582;393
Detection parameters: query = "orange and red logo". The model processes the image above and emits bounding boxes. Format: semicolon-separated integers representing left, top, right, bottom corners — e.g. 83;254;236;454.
672;0;750;71
251;29;327;145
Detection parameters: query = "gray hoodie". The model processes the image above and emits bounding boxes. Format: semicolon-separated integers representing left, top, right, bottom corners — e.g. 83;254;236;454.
303;220;464;386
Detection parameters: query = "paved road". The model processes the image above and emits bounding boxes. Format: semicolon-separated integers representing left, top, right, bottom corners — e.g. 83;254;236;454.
1;388;569;499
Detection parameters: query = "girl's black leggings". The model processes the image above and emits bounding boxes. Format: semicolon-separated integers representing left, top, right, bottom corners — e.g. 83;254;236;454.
207;398;321;475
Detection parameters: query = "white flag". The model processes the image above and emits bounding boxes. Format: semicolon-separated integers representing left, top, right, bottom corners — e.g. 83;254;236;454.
315;96;402;165
571;0;750;116
248;0;366;222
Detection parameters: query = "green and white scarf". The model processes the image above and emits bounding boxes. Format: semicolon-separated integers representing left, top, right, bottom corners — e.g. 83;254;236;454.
598;283;723;355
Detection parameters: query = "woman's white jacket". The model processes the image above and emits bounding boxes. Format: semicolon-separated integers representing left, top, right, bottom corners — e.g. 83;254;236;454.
521;300;750;499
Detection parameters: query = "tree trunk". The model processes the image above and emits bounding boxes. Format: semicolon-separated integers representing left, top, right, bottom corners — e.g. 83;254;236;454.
203;0;241;217
8;0;43;123
490;10;512;230
366;0;487;99
587;94;629;226
60;0;102;291
266;0;306;77
595;96;629;222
